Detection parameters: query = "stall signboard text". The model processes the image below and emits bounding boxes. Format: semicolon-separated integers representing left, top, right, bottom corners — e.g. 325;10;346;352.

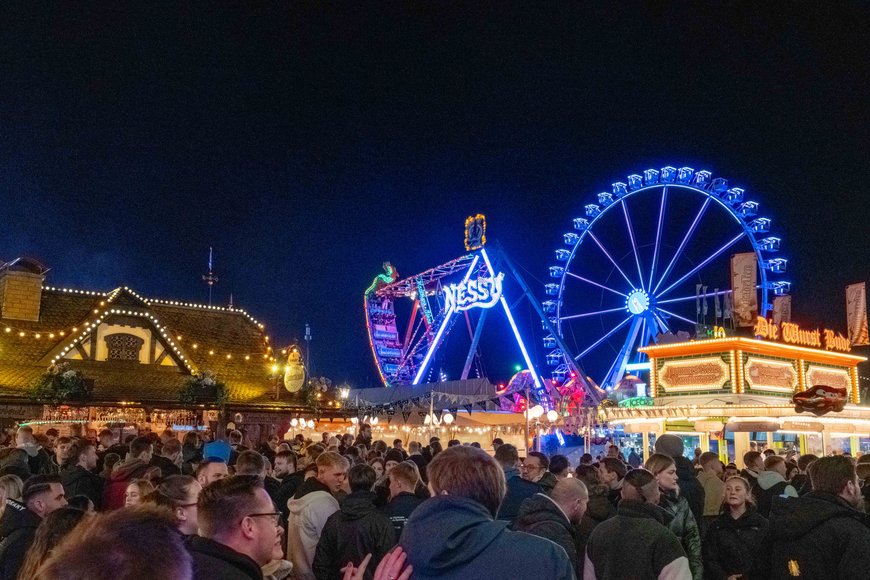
444;273;504;312
753;316;851;353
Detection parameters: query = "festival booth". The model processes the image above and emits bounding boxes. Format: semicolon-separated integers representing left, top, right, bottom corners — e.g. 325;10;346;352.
600;318;867;462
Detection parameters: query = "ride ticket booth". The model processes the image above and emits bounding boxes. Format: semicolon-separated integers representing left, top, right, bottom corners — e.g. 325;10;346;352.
600;318;867;463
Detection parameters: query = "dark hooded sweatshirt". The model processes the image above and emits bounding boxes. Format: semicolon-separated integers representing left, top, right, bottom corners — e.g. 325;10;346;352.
312;491;395;580
702;507;768;580
514;493;580;577
0;499;42;580
400;495;574;580
765;491;870;580
62;464;104;510
380;491;426;538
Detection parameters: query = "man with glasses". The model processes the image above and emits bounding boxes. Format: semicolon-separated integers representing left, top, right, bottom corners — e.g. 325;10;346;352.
522;451;558;494
188;475;284;580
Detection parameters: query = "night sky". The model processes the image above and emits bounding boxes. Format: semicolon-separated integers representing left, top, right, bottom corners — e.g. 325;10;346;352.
1;4;868;386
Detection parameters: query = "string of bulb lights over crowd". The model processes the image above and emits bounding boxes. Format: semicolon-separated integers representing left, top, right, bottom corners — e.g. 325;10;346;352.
1;285;308;366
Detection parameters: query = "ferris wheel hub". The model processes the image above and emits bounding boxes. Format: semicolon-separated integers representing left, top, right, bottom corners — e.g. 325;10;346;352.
625;289;651;315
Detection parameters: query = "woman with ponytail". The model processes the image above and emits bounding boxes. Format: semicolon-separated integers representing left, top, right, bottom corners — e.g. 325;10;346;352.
146;474;202;536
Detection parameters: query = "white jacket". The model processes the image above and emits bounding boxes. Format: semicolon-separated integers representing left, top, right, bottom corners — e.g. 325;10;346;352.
286;490;339;580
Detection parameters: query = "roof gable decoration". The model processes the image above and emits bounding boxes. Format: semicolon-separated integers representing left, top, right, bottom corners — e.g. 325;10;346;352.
48;305;196;374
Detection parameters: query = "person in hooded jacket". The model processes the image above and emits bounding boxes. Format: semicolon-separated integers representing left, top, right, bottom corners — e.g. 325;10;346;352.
584;468;690;580
764;455;870;580
400;445;574;580
654;434;705;525
514;478;588;577
103;436;159;510
380;461;427;538
646;453;703;580
755;455;798;518
493;444;541;524
313;464;396;580
61;440;104;510
703;475;768;580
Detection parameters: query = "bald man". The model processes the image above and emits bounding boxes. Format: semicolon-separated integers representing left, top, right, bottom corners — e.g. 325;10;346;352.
515;478;588;576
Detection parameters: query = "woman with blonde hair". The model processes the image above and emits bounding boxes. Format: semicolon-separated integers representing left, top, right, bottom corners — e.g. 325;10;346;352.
0;474;23;519
645;452;703;579
703;475;769;580
124;478;155;507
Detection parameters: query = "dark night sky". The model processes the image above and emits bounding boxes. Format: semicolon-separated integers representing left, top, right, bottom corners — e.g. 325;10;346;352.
1;3;868;386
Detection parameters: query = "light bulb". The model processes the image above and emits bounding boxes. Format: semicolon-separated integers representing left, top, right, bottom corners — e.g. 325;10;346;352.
547;410;559;422
443;412;454;425
307;420;315;429
371;417;379;425
290;418;298;427
424;414;432;425
350;417;359;425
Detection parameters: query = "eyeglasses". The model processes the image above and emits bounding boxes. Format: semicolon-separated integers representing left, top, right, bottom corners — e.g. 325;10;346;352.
244;512;281;525
176;502;198;508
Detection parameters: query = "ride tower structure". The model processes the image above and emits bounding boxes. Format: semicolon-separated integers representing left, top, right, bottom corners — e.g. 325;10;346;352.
364;215;599;410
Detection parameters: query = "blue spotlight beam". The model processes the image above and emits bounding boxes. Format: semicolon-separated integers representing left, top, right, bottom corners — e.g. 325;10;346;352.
566;272;628;298
412;255;480;385
647;187;668;290
657;231;744;299
587;231;637;290
621;200;645;291
652;197;711;295
576;315;633;360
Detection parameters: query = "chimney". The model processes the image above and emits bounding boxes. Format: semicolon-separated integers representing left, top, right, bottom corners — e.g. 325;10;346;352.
0;257;49;322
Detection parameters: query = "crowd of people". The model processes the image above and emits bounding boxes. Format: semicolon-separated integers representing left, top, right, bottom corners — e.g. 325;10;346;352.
1;423;870;579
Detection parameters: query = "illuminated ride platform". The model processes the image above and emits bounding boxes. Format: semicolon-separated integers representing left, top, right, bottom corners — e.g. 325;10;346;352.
599;323;867;461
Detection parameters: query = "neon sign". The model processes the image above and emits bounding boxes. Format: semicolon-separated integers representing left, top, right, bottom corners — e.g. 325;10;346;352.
754;316;851;352
443;273;504;312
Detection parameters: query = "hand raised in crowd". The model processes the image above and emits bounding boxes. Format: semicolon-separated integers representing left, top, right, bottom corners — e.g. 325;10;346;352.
341;547;413;580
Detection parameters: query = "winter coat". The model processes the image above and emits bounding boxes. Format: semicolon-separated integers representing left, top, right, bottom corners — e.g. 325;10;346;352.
497;467;542;523
102;458;158;510
380;491;426;538
400;495;574;580
0;499;42;580
574;483;616;559
765;491;870;580
514;493;580;577
702;507;768;580
150;454;181;478
312;491;396;580
755;470;798;518
407;453;427;482
790;472;812;496
0;451;30;482
584;499;690;580
19;444;54;475
537;471;559;494
286;477;340;580
675;456;705;525
61;464;105;510
696;471;725;517
187;535;264;580
659;489;703;580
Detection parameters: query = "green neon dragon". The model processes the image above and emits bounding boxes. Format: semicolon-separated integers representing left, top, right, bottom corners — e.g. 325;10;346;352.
365;262;398;295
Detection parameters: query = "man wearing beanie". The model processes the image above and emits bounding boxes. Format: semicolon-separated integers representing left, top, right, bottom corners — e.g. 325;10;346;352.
654;434;705;524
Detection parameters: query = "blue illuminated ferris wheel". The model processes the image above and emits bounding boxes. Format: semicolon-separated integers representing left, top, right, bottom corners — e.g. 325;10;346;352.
545;166;790;393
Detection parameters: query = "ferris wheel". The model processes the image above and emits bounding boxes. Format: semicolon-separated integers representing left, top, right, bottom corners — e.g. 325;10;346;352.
545;166;790;392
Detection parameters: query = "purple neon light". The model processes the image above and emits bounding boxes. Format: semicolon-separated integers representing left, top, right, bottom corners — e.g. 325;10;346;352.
657;231;744;298
566;272;628;297
652;197;711;294
621;200;644;291
587;231;636;290
648;188;668;290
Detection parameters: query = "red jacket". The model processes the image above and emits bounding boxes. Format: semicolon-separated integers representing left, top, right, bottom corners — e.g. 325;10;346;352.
102;458;158;510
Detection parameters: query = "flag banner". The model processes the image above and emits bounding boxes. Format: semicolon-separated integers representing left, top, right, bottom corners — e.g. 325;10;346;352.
772;295;792;326
846;282;869;346
714;288;722;319
702;285;709;317
696;284;702;316
731;252;758;327
724;292;732;320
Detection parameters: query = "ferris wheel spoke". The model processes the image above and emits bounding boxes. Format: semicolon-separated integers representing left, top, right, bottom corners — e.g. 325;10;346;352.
566;271;628;298
656;289;732;306
560;305;627;321
657;231;745;299
575;315;633;360
587;231;638;290
647;187;668;290
621;200;645;291
652;197;711;295
656;307;698;326
653;311;671;334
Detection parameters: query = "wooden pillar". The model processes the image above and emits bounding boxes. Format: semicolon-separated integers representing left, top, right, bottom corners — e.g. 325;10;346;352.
642;431;651;464
733;431;751;467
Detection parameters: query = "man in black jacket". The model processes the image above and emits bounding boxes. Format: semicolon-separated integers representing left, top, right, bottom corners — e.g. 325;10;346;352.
514;478;588;577
313;464;395;580
766;455;870;579
61;440;104;510
406;441;427;482
188;475;284;580
494;444;541;524
654;433;705;524
0;475;68;580
150;437;183;478
381;461;427;538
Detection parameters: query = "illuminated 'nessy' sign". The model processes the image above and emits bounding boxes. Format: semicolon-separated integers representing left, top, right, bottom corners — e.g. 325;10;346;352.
444;273;505;312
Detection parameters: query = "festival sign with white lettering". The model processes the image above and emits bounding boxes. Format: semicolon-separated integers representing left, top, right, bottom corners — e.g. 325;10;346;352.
443;272;505;312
